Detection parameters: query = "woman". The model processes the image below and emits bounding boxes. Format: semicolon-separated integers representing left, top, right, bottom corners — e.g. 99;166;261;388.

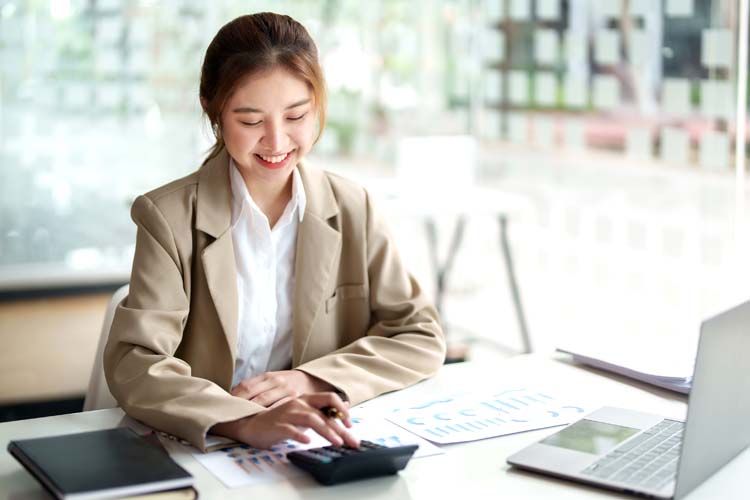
104;12;445;452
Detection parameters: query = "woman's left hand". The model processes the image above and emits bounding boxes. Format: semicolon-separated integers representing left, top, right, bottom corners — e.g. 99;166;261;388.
231;370;335;407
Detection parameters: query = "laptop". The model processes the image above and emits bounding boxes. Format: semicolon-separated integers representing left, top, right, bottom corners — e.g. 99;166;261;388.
507;299;750;499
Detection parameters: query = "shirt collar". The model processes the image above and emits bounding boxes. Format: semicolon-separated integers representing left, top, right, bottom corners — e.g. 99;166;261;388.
229;157;306;227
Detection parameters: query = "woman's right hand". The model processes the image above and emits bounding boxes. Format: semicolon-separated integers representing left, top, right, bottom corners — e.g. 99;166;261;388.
211;392;359;450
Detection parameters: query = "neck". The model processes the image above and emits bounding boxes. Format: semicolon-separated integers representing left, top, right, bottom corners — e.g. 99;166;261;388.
241;170;294;227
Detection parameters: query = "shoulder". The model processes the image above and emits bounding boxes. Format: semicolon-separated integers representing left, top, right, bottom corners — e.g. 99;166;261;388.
130;167;203;234
140;170;201;211
298;160;373;221
324;170;368;206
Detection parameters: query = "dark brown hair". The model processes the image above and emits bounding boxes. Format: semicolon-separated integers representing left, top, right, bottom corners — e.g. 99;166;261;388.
199;12;327;161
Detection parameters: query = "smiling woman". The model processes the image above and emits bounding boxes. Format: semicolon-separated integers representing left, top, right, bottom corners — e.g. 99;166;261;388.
102;12;446;453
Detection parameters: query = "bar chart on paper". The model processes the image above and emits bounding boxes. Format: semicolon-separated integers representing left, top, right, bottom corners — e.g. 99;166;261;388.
191;413;443;488
385;388;595;444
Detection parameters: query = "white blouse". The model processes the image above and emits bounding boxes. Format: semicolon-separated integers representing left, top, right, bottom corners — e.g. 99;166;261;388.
228;158;306;388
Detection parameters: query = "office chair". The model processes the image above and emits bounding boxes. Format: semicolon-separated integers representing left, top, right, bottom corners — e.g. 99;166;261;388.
83;284;129;411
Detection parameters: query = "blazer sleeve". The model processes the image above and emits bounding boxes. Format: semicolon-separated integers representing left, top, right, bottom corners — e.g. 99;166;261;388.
103;195;264;451
296;190;447;404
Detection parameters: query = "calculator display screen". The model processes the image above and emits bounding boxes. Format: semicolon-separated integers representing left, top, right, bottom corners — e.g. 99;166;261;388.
540;419;639;455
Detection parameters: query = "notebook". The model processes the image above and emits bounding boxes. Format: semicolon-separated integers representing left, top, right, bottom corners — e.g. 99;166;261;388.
7;427;194;500
508;299;750;499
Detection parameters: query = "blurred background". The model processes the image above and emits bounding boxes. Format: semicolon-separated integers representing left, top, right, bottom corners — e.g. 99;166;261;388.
1;0;749;418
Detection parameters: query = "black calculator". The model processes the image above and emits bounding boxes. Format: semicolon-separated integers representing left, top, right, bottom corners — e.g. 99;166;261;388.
286;440;418;485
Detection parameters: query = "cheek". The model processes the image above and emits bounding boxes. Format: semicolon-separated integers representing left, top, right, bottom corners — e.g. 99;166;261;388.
223;124;257;150
295;121;317;151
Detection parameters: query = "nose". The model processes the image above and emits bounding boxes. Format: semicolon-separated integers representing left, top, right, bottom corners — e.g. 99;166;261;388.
261;119;288;152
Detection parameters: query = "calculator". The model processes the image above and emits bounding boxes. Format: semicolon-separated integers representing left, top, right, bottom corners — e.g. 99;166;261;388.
286;440;418;485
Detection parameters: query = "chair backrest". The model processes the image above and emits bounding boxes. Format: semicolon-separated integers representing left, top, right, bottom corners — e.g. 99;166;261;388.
83;284;129;411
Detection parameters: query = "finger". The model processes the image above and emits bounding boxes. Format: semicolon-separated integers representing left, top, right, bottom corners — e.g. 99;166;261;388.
314;411;359;448
336;425;360;448
324;417;359;448
250;387;290;407
269;396;294;409
302;392;351;421
289;410;345;447
232;379;275;401
282;424;311;445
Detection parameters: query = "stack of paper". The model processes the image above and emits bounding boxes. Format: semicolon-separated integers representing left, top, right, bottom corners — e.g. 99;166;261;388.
557;346;694;394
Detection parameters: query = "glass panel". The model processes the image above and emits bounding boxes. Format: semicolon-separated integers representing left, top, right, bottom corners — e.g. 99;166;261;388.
474;0;750;353
0;0;473;289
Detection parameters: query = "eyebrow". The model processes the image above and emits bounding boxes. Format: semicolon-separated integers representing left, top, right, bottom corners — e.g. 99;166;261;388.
232;98;311;113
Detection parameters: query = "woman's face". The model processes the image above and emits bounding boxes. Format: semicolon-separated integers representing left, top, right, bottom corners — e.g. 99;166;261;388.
221;66;316;184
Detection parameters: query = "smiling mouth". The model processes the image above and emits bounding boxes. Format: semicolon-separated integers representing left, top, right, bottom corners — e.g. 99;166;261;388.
256;151;292;164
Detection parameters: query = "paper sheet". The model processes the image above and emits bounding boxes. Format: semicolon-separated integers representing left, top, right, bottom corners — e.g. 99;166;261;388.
191;412;443;488
557;344;695;392
386;388;594;444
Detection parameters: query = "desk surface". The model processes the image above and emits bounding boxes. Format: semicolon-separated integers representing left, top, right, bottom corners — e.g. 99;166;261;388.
1;354;747;500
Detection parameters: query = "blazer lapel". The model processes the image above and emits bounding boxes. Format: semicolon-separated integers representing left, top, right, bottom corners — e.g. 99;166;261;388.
293;162;341;365
195;149;239;360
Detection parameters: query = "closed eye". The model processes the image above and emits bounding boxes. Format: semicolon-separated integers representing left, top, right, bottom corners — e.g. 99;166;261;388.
240;120;262;126
287;113;307;121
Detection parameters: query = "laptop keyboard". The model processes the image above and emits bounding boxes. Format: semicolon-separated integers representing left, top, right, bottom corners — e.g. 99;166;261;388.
581;419;684;491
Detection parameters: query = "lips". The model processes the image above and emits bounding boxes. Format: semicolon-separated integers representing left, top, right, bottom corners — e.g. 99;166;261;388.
254;150;294;169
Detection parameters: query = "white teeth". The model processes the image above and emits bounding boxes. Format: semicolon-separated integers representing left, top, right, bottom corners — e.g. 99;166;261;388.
258;152;289;163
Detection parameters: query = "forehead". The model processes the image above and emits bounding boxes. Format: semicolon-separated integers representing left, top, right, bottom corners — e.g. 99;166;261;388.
228;66;312;107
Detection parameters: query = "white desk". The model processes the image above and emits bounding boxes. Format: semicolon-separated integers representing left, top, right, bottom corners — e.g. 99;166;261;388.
1;354;747;499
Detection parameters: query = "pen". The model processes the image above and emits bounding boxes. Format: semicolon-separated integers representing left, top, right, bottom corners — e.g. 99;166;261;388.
320;406;345;420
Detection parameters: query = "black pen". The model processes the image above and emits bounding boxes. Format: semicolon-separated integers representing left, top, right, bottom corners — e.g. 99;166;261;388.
320;406;345;420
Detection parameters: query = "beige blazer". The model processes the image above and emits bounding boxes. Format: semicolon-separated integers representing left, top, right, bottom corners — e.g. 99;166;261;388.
104;149;446;451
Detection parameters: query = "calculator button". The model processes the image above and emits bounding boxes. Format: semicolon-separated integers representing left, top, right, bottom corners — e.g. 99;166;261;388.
293;450;332;464
286;442;418;485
